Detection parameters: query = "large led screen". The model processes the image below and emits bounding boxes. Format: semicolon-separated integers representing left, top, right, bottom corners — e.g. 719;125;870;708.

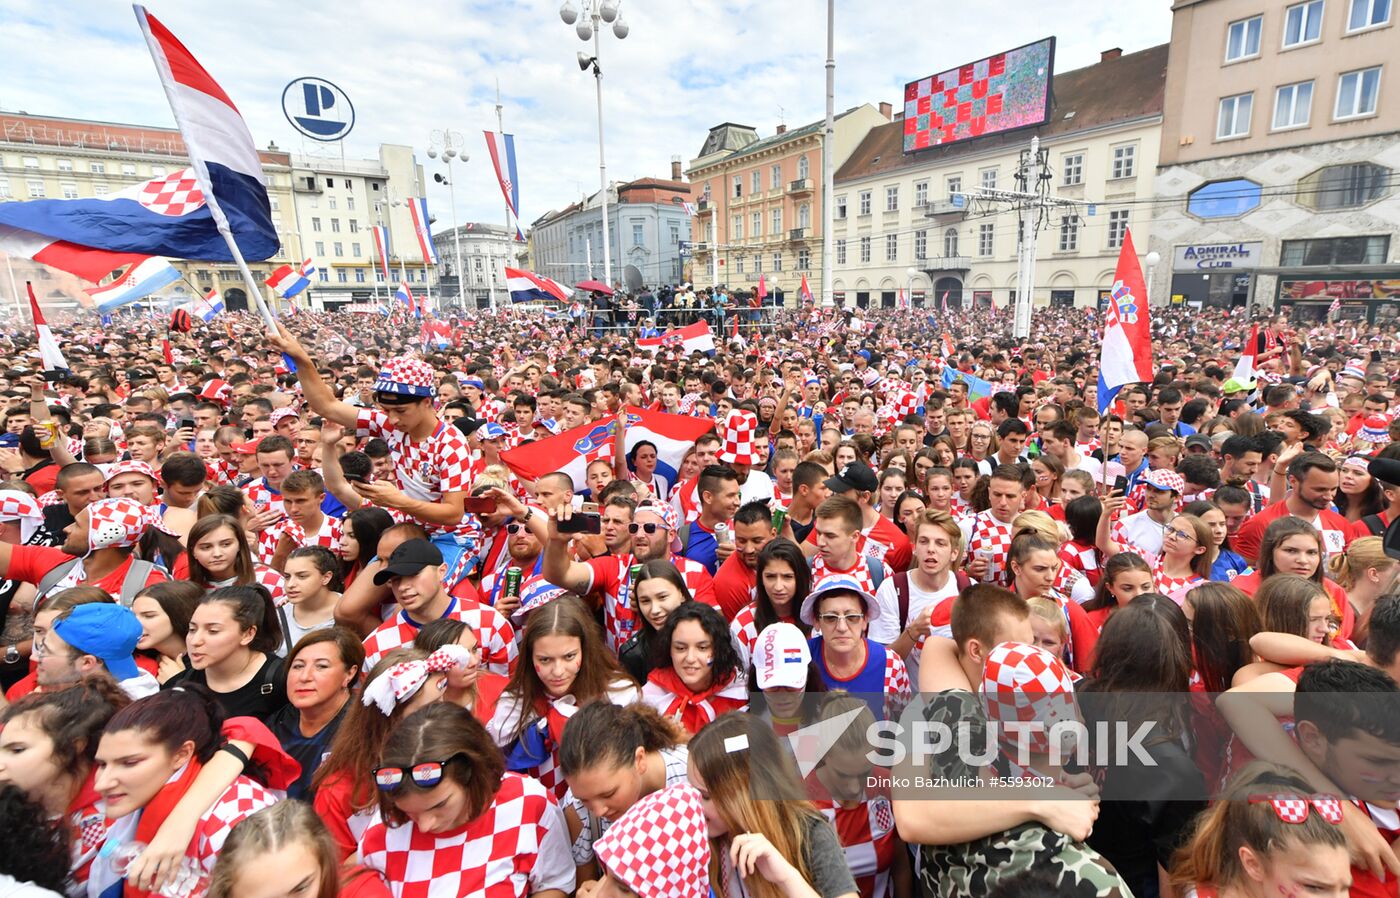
902;37;1055;153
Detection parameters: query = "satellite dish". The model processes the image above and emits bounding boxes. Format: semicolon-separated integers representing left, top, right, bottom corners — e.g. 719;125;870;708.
623;264;643;292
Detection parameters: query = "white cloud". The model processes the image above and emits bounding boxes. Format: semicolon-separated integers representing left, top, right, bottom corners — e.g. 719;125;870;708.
0;0;1171;234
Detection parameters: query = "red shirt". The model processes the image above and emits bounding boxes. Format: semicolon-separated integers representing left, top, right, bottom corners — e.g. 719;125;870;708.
1233;500;1352;566
712;551;757;621
864;514;912;573
6;545;168;597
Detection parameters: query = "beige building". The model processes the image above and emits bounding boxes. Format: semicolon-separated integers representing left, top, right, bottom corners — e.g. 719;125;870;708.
1152;0;1400;318
685;104;889;302
0;112;300;311
832;46;1167;310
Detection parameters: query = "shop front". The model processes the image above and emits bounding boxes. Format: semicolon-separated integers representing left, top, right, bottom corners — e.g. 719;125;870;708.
1276;277;1400;324
1169;242;1261;309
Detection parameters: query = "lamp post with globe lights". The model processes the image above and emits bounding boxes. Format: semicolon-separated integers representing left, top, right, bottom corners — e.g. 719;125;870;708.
426;130;467;310
1144;250;1162;305
560;0;629;292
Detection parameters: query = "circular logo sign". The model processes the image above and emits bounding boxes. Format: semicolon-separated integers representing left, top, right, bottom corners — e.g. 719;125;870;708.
281;77;354;142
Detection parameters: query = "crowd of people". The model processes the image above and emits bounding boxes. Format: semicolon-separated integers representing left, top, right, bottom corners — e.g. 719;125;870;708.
0;297;1396;898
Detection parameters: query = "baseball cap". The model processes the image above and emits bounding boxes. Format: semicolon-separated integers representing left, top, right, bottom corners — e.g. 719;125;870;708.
232;438;263;455
104;459;158;484
1142;469;1186;493
825;462;879;494
269;407;301;426
799;575;882;626
478;422;507;441
750;623;811;690
1184;435;1213;453
372;539;445;585
1220;378;1255;394
453;417;484;439
53;604;143;681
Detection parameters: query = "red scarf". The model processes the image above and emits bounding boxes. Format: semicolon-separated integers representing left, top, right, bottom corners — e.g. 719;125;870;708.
126;759;204;898
530;695;577;751
644;667;747;735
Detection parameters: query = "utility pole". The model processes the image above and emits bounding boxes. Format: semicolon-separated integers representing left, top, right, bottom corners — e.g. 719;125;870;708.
820;0;835;307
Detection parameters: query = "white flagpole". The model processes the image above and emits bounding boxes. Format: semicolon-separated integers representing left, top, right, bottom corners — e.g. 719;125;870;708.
4;256;22;322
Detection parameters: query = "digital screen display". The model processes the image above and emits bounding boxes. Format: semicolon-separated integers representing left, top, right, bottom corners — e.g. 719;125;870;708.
902;37;1055;153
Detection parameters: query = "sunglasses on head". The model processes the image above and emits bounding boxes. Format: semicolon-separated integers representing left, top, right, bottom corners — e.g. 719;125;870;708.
374;753;468;792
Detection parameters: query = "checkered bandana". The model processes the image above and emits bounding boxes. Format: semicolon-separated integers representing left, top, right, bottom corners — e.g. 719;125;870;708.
635;500;679;534
980;641;1079;756
718;410;759;465
595;784;711;898
270;407;301;426
360;644;475;716
375;357;437;398
1142;469;1186;493
87;497;179;552
104;459;157;486
0;489;43;544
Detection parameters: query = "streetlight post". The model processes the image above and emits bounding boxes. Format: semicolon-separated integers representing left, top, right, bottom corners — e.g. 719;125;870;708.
426;130;467;311
906;266;919;310
560;0;629;292
1144;250;1161;305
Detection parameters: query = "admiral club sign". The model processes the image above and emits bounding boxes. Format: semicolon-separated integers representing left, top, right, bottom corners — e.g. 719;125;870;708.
1172;242;1263;271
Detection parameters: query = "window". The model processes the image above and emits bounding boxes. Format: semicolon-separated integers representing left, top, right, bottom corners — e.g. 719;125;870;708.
331;219;341;233
752;212;762;237
836;196;847;219
1218;92;1253;138
1062;154;1083;186
56;159;72;172
885;185;899;211
886;234;898;262
773;252;783;272
317;268;329;283
22;156;38;169
632;222;644;246
771;208;782;234
151;166;166;177
980;168;997;190
859;236;871;263
915;181;928;206
1111;144;1136;179
0;178;9;198
1059;215;1079;251
703;181;712;201
312;217;322;232
1298;162;1389;209
1274;81;1315;128
1282;235;1389;265
943;228;958;257
915;229;927;260
836;239;846;265
754;256;762;274
352;242;362;256
325;178;335;189
349;220;359;234
751;171;761;195
1336;67;1382;118
58;182;78;199
798;155;810;180
1108;210;1129;248
347;196;355;211
978;223;994;256
26;180;45;198
121;163;136;176
858;191;872;215
341;179;350;189
736;257;745;274
1226;15;1263;60
771;164;782;190
375;267;385;282
731;215;743;240
333;242;344;257
947;176;962;200
328;197;338;210
797;248;810;269
1349;0;1391;29
269;197;279;211
336;269;348;283
1188;179;1264;217
732;175;742;198
669;225;680;245
798;203;810;228
355;269;366;283
1283;0;1325;47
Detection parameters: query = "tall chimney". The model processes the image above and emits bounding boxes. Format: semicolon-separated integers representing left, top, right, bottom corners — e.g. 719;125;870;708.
1101;47;1122;61
671;155;682;180
878;101;892;120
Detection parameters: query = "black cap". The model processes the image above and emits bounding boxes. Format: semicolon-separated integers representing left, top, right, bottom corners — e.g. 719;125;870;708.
1369;455;1400;490
372;539;445;585
453;416;484;438
1185;435;1213;452
825;462;879;494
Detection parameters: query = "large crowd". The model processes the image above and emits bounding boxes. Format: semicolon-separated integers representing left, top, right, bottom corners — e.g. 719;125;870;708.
0;297;1396;898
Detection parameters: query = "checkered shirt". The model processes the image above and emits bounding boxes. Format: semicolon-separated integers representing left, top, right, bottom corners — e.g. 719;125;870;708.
275;513;344;555
811;553;890;599
208;458;240;486
965;511;1015;584
1059;540;1102;588
730;602;761;667
362;597;516;675
192;777;281;874
882;652;913;721
1075;438;1102;455
359;772;575;898
356;408;476;537
254;564;287;607
1152;565;1203;601
566;747;691;865
813;792;899;898
584;553;718;651
594;784;711;898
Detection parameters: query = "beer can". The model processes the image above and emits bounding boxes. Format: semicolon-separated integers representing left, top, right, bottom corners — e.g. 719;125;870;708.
715;522;732;544
629;563;643;585
771;507;787;532
504;567;522;598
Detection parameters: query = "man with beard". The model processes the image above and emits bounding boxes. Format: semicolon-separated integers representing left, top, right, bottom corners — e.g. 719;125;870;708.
1234;450;1350;564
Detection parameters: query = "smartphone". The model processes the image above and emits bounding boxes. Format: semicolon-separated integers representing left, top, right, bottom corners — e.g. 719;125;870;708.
558;512;602;534
343;472;369;485
178;418;196;431
463;495;498;514
41;370;63;383
1112;475;1129;494
578;501;600;514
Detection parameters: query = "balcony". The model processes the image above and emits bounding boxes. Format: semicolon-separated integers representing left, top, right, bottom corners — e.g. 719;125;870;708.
788;177;813;194
922;197;967;217
696;199;712;215
789;227;808;241
920;255;971;272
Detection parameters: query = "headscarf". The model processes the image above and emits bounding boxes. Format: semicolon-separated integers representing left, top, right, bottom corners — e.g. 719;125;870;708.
86;497;179;553
360;644;474;716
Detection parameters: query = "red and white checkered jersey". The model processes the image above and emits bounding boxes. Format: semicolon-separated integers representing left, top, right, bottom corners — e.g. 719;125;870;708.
1075;438;1102;455
582;553;718;651
254;564;287;606
208;458;240;486
811;553;892;599
355;408;476;537
1059;539;1102;588
730;602;761;667
275;513;343;555
242;478;284;513
813;792;900;898
962;511;1015;584
359;772;575;898
362;597;516;675
192;777;281;875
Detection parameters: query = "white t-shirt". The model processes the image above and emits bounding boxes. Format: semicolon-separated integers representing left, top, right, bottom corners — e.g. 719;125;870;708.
1069;454;1104;481
871;572;959;690
738;470;776;505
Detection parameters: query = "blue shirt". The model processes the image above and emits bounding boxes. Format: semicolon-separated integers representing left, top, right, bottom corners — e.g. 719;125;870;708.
1211;549;1251;582
680;521;719;575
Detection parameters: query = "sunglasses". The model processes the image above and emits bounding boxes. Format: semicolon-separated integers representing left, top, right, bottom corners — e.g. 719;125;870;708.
1248;793;1344;825
628;522;664;534
373;753;467;792
506;523;530;534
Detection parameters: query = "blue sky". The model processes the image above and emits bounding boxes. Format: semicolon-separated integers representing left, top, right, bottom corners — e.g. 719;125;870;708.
0;0;1173;233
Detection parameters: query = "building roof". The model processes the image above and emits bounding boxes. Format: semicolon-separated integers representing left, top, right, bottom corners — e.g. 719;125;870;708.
697;123;759;158
835;44;1168;182
0;112;289;166
691;107;869;174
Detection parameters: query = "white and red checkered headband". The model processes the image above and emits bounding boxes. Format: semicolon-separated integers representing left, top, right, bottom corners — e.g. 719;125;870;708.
360;644;473;716
86;497;179;553
0;489;43;544
595;783;711;898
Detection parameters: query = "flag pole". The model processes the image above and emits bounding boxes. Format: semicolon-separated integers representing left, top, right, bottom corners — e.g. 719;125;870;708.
4;256;22;323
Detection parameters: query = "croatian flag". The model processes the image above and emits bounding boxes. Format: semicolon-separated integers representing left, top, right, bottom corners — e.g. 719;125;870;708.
1233;323;1259;385
483;131;525;242
681;201;697;216
190;287;224;321
84;257;182;314
265;258;315;298
799;273;814;305
27;283;69;371
505;267;572;303
1096;228;1154;415
371;226;391;281
637;321;715;356
395;280;419;318
408;197;439;265
0;224;147;284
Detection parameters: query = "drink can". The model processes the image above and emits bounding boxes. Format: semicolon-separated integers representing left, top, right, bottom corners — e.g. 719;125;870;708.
715;522;732;544
771;507;787;532
629;563;643;585
505;567;522;598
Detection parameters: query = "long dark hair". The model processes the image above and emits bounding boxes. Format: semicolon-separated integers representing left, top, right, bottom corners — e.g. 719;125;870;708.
1083;552;1152;613
187;514;257;588
0;785;72;894
557;701;683;778
652;601;741;689
199;585;283;656
1081;594;1193;743
343;506;394;583
753;539;811;637
103;683;226;764
376;704;504;828
1184;582;1262;693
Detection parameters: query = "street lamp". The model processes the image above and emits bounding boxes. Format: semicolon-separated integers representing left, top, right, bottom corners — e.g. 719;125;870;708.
1144;250;1161;304
905;266;920;309
426;130;467;310
560;0;629;292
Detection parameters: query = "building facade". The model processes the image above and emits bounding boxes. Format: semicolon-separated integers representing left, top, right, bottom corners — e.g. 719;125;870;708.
0;112;299;311
433;223;516;309
685;104;889;302
830;47;1167;310
1152;0;1400;320
531;166;693;291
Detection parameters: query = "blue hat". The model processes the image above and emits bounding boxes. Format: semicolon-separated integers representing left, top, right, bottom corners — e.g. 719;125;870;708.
53;604;142;681
478;422;507;441
0;433;18;448
800;574;880;626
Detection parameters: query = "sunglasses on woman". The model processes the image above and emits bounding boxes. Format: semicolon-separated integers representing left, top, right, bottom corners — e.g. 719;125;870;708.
374;753;468;792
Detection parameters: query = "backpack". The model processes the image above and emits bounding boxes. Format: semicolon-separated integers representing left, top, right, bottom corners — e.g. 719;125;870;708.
1361;513;1388;536
35;557;162;609
891;569;971;631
